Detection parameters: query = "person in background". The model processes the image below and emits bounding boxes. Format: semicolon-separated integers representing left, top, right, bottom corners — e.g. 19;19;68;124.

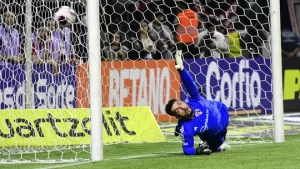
226;28;245;58
149;8;175;60
174;0;201;58
103;31;129;61
45;19;56;32
31;26;58;74
226;24;265;58
131;20;157;60
281;28;300;57
0;10;24;65
197;21;228;58
51;17;76;64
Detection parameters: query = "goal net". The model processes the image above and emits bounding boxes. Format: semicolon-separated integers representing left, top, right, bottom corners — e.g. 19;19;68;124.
0;0;280;163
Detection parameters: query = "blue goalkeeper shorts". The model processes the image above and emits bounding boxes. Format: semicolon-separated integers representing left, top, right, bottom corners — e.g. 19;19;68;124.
200;106;229;152
200;127;228;152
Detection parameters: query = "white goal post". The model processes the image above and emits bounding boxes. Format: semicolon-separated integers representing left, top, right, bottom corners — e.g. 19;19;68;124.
270;0;284;143
88;0;103;161
0;0;284;163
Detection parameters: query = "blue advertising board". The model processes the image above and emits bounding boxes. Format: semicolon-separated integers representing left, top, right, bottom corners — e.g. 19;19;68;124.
181;58;272;114
0;64;76;109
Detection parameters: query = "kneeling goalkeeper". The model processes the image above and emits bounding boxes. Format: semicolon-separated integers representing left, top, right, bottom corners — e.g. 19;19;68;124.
165;50;230;155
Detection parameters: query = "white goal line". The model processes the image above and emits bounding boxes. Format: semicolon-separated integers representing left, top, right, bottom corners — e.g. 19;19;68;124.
36;152;181;169
35;142;278;169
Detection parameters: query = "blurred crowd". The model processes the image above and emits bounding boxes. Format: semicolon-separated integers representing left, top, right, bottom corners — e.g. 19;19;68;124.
0;0;272;68
99;0;270;60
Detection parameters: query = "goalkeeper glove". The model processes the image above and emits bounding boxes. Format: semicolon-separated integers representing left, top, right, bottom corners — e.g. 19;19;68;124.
175;50;184;71
196;141;212;155
174;125;180;136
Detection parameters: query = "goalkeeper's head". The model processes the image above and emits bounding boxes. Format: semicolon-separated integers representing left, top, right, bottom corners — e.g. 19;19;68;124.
165;98;193;119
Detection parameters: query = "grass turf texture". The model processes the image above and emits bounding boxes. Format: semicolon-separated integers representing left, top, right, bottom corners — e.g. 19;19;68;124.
0;134;300;169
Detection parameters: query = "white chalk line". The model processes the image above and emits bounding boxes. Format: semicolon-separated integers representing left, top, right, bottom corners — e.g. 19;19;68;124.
36;143;265;169
36;151;180;169
30;141;300;169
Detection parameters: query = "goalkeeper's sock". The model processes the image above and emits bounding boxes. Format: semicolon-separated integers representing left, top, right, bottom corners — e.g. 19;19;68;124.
220;143;231;151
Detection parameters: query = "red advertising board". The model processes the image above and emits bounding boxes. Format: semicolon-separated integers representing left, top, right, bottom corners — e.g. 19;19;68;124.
76;60;180;122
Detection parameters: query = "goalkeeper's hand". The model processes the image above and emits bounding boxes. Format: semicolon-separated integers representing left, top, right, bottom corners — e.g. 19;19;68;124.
174;125;180;136
175;50;184;71
196;141;212;155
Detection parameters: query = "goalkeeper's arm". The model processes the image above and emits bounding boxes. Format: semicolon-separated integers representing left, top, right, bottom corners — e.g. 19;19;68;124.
182;134;197;155
174;50;206;102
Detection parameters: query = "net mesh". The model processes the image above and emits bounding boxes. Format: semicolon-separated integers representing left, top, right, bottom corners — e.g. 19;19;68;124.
0;0;274;163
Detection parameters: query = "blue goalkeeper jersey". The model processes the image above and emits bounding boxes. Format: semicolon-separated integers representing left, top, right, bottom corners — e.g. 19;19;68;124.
178;69;230;155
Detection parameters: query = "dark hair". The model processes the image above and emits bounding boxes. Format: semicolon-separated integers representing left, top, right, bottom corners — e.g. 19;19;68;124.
165;98;177;116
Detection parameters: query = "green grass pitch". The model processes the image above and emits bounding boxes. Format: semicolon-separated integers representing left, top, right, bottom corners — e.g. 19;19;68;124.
1;134;300;169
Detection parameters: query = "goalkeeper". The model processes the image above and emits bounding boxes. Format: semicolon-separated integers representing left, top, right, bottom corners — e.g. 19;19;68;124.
165;50;230;155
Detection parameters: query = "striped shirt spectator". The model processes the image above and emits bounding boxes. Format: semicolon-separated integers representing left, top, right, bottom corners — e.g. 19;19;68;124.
52;27;74;63
31;27;58;74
